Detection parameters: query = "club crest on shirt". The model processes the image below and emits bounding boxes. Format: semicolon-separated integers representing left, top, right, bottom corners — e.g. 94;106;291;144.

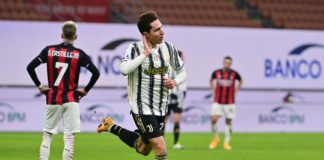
152;54;160;62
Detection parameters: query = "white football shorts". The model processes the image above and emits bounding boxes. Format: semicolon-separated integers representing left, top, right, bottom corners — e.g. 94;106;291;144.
211;103;236;119
43;102;80;134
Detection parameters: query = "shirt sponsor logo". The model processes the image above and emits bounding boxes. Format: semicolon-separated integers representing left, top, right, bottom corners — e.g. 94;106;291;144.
144;66;168;75
217;79;232;87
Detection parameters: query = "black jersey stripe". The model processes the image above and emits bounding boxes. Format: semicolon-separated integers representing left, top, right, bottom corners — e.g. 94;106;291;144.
225;70;232;104
158;47;165;116
134;43;143;115
218;70;224;104
172;46;181;69
131;46;135;60
46;48;52;104
148;54;155;115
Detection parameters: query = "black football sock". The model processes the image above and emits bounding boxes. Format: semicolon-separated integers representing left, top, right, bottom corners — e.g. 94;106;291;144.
110;125;139;148
173;123;180;144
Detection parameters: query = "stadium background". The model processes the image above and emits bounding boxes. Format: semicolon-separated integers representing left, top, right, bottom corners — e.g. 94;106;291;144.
1;0;324;159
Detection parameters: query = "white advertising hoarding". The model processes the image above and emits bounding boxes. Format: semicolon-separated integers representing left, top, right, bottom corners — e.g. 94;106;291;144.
1;21;324;89
1;88;324;133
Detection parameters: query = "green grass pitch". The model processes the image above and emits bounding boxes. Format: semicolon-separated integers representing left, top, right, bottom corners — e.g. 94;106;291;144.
1;132;323;160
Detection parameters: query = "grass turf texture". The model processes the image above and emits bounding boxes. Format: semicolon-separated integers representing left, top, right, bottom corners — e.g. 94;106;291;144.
0;132;323;160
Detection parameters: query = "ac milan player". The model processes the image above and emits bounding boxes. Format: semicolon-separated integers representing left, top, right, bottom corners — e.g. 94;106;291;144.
26;21;100;160
209;56;242;150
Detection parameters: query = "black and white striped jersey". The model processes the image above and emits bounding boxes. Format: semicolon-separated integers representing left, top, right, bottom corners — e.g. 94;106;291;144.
122;41;184;116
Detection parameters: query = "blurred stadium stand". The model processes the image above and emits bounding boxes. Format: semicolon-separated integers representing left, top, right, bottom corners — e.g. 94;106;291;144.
0;0;48;21
243;0;324;30
110;0;261;28
0;0;109;22
0;0;323;30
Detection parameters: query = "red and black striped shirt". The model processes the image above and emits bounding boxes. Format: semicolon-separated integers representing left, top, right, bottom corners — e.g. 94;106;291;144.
211;69;242;104
27;43;99;105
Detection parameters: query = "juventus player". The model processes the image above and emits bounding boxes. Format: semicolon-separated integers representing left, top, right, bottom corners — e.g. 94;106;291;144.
209;56;242;150
163;51;186;149
97;11;186;160
27;21;100;160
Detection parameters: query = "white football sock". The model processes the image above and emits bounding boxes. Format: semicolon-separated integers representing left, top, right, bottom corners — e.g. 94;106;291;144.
39;132;53;160
211;123;219;140
224;124;232;144
63;133;75;160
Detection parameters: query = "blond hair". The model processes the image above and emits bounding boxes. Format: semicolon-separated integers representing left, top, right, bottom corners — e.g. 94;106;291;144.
62;21;77;40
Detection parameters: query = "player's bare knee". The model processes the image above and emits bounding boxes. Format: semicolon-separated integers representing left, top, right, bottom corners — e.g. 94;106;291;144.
225;119;232;125
140;148;151;156
140;145;152;156
153;143;167;155
173;114;181;123
135;140;152;156
173;117;181;124
211;116;219;124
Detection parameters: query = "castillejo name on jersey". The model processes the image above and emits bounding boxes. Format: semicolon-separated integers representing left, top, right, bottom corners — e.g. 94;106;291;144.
48;50;80;59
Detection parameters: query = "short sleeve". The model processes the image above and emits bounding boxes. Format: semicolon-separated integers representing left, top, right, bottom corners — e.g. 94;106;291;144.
236;71;242;81
211;71;216;80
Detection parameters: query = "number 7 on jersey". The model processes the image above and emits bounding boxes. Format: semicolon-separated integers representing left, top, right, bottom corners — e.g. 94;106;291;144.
54;62;69;86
